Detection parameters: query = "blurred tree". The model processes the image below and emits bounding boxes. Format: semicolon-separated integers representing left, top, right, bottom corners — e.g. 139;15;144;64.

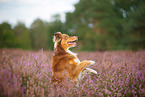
14;22;26;37
48;14;66;50
66;0;145;51
20;30;32;49
66;0;124;50
120;0;145;50
30;18;49;50
14;22;31;49
0;22;16;48
1;0;144;51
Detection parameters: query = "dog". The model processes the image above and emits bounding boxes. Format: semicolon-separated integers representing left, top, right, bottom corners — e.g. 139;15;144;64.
51;32;97;88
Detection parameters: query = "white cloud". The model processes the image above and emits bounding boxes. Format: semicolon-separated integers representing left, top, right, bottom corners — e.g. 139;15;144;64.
0;0;79;27
18;0;43;4
0;0;13;2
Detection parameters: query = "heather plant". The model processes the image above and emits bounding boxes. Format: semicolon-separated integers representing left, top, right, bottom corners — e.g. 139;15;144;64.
0;49;145;97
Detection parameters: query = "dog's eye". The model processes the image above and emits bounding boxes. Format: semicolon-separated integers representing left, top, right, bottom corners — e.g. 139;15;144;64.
65;36;69;39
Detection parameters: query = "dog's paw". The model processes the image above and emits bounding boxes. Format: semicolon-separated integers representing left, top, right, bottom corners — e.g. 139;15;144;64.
91;69;97;74
89;60;95;65
86;68;97;74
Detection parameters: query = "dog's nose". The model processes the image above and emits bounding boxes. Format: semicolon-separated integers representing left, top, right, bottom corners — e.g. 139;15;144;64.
74;36;78;40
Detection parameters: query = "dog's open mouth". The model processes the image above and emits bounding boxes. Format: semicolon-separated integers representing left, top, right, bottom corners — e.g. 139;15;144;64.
68;40;77;45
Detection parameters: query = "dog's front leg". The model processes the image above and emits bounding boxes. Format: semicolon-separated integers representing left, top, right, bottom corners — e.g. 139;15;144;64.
72;60;95;79
78;68;97;80
71;60;95;84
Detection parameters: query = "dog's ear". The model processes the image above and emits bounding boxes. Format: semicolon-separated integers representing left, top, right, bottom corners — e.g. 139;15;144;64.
53;32;62;42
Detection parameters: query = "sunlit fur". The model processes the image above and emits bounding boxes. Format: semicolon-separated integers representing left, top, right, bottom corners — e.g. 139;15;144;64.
51;32;97;88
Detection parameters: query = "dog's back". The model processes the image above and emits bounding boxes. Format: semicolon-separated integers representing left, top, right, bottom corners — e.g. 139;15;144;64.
51;51;77;87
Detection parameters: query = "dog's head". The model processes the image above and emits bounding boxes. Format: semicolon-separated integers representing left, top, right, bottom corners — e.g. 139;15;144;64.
53;32;78;50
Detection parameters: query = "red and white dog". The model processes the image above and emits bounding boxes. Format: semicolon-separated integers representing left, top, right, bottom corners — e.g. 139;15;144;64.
51;32;97;87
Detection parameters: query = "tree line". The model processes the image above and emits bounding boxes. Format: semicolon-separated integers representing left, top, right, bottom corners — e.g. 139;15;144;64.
0;0;145;51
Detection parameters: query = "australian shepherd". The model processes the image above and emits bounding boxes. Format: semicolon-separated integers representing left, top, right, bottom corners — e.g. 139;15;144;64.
51;32;97;88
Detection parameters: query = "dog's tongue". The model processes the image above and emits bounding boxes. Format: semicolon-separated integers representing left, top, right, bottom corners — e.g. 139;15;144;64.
68;42;76;45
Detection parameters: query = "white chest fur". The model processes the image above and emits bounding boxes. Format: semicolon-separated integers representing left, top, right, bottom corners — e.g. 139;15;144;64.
66;49;77;57
74;58;81;65
66;49;80;65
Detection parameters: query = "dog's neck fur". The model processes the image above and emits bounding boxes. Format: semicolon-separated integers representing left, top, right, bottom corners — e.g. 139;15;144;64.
66;49;77;57
54;41;66;55
54;41;77;57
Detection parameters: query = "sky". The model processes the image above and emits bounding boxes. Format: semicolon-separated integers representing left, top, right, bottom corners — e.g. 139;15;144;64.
0;0;79;27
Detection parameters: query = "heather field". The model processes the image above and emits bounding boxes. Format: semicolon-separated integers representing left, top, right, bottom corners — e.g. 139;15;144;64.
0;49;145;97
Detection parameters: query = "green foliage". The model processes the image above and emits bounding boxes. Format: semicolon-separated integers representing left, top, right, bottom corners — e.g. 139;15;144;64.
0;0;145;51
65;0;124;51
0;22;17;48
48;14;66;50
30;18;49;50
65;0;145;51
123;2;145;50
14;22;32;49
20;30;32;50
